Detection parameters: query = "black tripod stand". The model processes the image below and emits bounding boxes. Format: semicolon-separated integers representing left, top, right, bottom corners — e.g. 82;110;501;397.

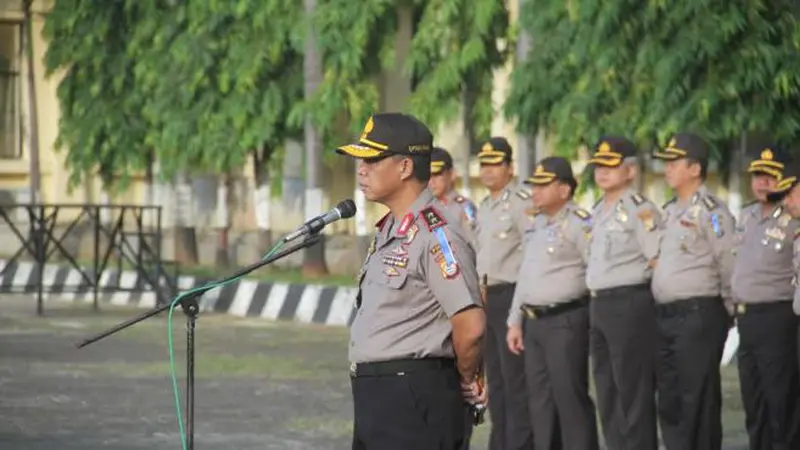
76;234;322;450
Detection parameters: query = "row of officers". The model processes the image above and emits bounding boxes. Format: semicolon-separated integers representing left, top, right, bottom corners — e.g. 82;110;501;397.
335;112;800;450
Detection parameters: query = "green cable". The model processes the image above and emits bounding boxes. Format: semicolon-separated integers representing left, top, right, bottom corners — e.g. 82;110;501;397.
166;239;286;450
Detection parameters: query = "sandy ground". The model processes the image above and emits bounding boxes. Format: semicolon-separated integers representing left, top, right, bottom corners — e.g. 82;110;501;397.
0;295;747;449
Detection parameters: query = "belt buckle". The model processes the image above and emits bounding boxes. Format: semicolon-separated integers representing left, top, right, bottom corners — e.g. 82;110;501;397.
349;362;357;377
524;307;537;319
736;304;746;315
590;290;597;298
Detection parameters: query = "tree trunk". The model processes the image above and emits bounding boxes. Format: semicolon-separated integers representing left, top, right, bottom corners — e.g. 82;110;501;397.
253;147;274;261
214;173;232;268
302;0;329;277
23;0;41;204
174;172;199;265
460;79;476;195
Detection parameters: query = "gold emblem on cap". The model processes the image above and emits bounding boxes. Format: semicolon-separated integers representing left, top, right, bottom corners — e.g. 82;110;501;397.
668;137;677;148
598;142;611;153
761;148;773;160
360;116;374;140
535;164;544;174
481;143;493;153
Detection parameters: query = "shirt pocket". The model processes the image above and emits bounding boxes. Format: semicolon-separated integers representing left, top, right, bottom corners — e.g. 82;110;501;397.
605;225;635;259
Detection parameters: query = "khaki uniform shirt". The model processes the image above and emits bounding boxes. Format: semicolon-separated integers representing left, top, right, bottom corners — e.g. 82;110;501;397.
476;184;533;286
349;189;482;364
651;185;736;304
587;189;663;291
508;202;592;326
438;190;478;245
732;203;798;304
793;234;800;315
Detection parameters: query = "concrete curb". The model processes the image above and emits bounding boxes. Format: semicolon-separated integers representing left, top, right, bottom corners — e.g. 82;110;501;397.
0;259;357;327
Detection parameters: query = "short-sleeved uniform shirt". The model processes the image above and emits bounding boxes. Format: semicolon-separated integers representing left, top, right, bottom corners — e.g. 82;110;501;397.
732;203;798;304
587;190;663;291
349;189;482;364
651;186;736;304
475;184;533;286
507;202;592;326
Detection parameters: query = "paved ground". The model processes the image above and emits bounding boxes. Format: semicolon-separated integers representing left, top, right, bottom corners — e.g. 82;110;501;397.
0;295;748;449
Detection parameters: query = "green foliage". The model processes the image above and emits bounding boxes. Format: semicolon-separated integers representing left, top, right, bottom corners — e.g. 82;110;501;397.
506;1;800;163
408;0;511;142
292;0;396;151
43;0;303;192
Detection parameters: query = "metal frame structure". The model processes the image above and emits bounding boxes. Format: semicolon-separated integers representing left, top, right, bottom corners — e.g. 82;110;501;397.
0;204;177;315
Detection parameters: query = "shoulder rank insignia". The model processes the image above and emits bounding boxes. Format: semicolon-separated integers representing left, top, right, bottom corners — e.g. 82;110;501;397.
573;208;591;221
662;198;676;209
631;193;646;206
501;190;510;202
516;189;531;200
702;196;719;211
420;206;447;231
772;206;784;220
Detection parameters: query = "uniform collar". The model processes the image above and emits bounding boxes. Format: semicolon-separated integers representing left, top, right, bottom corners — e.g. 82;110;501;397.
689;184;710;205
439;189;459;204
382;188;436;239
546;201;573;224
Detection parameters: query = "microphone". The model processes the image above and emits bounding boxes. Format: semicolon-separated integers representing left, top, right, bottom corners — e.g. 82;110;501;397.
283;199;357;243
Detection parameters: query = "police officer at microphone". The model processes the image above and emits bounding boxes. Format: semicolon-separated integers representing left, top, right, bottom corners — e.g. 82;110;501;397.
651;133;736;450
506;157;599;450
430;147;478;244
585;136;660;450
732;146;800;450
475;137;534;450
337;112;486;450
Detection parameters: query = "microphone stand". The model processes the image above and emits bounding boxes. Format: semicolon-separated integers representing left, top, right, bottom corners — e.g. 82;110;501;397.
75;233;323;450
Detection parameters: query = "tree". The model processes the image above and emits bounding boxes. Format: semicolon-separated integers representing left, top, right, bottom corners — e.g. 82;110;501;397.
407;0;511;147
44;0;304;266
506;1;800;169
43;0;151;192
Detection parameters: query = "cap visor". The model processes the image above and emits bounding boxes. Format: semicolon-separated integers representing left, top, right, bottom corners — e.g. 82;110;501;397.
336;144;384;159
525;175;556;185
747;165;782;178
588;156;622;167
430;168;444;175
652;150;682;160
479;157;506;165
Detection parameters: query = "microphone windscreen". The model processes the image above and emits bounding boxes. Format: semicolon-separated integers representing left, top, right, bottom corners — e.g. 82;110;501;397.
337;199;357;219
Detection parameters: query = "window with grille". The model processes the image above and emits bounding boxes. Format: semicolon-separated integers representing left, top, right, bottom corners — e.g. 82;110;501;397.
0;21;22;159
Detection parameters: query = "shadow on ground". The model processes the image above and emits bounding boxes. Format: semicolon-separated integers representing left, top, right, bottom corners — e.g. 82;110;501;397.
0;296;747;449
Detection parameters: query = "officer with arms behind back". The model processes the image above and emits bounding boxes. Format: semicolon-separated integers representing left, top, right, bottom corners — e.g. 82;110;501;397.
337;112;487;450
475;137;534;450
429;147;478;245
651;133;736;450
506;157;600;450
732;146;800;450
585;136;660;450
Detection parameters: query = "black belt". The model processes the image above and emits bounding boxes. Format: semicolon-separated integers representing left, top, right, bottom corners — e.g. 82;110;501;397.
521;297;589;320
655;296;720;318
349;358;455;378
590;283;649;298
734;300;793;317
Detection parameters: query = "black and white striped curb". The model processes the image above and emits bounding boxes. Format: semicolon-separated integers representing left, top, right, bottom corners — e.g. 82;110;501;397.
0;259;358;326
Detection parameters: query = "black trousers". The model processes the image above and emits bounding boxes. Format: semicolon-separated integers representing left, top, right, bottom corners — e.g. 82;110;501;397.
655;297;729;450
484;283;533;450
351;364;469;450
523;302;599;450
590;284;658;450
736;301;800;450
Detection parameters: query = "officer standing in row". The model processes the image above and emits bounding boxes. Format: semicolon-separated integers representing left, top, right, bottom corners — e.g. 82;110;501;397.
732;146;800;450
769;160;800;374
506;157;599;450
651;133;736;450
430;147;478;244
585;137;660;450
474;137;533;449
337;112;487;450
